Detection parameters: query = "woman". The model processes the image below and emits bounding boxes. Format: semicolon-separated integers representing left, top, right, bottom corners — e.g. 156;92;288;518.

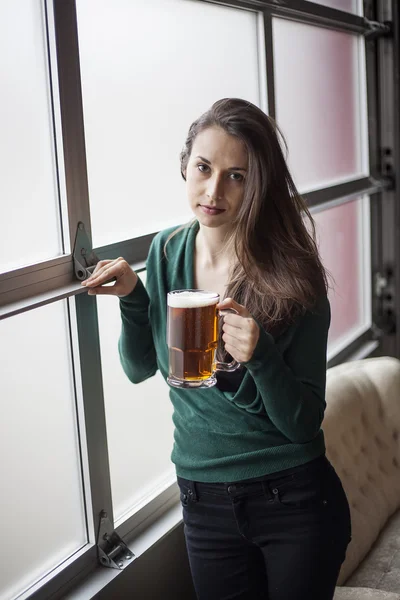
82;98;351;600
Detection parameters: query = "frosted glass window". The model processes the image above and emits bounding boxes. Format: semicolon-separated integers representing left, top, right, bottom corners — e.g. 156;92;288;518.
0;1;62;273
312;0;361;14
312;197;370;356
76;0;262;247
273;19;367;192
97;272;175;523
0;301;86;600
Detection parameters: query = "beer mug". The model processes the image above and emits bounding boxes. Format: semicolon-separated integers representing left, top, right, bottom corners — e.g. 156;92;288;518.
167;289;240;389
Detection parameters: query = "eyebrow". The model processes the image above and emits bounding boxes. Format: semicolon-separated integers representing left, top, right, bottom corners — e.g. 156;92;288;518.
196;155;247;172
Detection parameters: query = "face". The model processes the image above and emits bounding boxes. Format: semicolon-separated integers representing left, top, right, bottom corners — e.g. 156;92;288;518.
185;126;248;230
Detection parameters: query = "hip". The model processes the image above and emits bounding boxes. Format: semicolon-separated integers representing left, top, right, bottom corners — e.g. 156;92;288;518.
177;455;351;541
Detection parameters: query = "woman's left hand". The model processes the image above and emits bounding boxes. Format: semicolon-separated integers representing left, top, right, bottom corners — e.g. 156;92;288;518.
217;298;260;363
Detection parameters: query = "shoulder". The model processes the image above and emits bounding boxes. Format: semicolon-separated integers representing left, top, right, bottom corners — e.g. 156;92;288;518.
286;294;331;335
311;294;331;322
146;222;197;277
149;222;195;255
149;225;180;251
296;294;330;325
293;294;331;337
276;294;330;353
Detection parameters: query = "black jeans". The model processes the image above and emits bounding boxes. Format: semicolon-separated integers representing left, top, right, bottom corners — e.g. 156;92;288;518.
177;456;351;600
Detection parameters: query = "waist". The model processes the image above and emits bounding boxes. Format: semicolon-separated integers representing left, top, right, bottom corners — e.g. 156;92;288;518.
177;454;329;496
172;422;326;482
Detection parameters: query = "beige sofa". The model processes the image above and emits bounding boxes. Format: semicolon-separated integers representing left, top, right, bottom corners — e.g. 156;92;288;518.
325;357;400;600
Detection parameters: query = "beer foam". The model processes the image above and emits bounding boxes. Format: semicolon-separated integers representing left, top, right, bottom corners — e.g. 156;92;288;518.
168;291;218;309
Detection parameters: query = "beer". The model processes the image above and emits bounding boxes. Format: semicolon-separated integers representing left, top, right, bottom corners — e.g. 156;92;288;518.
167;291;219;384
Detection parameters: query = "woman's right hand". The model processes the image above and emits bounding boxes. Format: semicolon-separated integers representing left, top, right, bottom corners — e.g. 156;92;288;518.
81;257;138;297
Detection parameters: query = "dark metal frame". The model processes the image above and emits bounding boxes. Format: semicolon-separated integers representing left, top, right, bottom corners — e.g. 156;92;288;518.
391;0;400;357
3;1;393;598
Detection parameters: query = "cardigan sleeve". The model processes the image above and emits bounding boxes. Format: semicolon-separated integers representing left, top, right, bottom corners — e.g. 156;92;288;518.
118;275;158;384
243;296;331;443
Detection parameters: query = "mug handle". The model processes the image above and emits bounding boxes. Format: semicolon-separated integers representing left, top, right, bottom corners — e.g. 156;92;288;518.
215;308;241;372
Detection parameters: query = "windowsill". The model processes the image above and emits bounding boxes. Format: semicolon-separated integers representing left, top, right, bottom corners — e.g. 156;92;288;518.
64;502;183;599
345;339;379;361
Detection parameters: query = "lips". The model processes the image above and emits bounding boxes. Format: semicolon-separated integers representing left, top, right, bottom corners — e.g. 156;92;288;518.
199;205;226;216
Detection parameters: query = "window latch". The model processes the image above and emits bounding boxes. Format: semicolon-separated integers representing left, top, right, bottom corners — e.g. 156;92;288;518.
96;510;135;569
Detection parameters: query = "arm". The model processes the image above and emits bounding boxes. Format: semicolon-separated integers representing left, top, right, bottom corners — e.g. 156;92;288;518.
118;276;158;384
244;297;330;443
80;240;164;385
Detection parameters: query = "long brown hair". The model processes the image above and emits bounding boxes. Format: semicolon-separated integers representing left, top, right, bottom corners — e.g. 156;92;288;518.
166;98;328;334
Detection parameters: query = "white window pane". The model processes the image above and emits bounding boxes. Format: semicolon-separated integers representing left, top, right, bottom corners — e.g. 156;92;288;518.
97;272;175;523
312;197;371;357
76;0;262;246
0;301;86;600
273;19;367;192
0;1;62;273
312;0;361;14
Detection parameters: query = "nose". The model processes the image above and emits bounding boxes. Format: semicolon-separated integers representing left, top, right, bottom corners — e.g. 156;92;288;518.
206;174;224;202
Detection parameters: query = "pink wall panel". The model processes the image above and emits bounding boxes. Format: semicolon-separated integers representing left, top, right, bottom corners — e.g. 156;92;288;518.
313;200;362;347
273;18;363;192
313;0;359;14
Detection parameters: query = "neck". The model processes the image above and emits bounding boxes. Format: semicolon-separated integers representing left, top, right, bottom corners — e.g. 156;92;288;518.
195;224;234;268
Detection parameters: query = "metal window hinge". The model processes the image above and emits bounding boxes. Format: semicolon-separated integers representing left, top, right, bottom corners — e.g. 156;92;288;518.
364;19;392;40
380;148;396;189
96;510;135;569
73;222;101;281
373;267;396;336
72;222;116;284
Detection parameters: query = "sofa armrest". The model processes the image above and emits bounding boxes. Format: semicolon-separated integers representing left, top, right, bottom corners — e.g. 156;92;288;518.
334;587;400;600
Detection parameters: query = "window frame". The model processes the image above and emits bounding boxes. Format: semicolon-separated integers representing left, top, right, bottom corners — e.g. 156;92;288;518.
0;1;394;598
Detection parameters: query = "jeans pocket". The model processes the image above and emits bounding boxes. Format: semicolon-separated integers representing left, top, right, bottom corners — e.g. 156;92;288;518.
272;475;328;508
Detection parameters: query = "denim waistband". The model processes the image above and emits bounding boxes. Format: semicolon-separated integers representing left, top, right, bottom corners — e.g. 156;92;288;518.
177;454;329;500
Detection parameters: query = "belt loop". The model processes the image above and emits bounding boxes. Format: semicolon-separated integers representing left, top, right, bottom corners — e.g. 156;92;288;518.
261;480;272;502
188;480;198;502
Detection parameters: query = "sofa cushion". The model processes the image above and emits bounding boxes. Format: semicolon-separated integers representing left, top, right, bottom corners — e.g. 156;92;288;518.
346;510;400;593
334;587;400;600
324;357;400;584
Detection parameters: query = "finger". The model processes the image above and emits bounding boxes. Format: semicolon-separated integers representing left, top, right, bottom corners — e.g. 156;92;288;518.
83;258;124;286
83;259;114;283
84;264;121;287
87;283;120;296
222;332;244;348
224;343;242;362
222;313;249;329
222;323;246;340
223;322;259;356
224;341;251;363
217;297;251;318
222;333;253;356
92;259;113;275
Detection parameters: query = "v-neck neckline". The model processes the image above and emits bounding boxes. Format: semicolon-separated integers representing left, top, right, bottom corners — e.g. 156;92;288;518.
184;220;199;290
181;220;248;399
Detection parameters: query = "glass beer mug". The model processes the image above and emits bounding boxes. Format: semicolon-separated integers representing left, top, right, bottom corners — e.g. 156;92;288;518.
167;289;240;389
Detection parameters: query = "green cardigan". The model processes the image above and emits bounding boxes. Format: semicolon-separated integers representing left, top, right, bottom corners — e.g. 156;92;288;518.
119;222;331;482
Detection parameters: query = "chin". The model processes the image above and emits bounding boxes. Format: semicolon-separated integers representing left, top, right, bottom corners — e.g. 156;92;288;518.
200;218;226;228
197;215;228;229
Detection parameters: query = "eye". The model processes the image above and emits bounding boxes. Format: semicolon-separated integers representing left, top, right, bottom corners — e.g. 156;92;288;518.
229;172;244;182
197;163;210;173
